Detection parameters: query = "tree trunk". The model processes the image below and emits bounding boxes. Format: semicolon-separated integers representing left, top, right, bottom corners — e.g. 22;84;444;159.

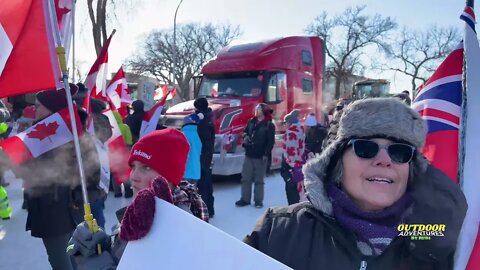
334;75;342;99
411;78;417;95
179;81;190;101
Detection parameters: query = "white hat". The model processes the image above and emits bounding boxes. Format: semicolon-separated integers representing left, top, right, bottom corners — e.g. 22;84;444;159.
305;114;317;127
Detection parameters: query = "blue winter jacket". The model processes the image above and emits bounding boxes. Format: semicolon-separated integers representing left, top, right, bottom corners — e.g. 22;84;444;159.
181;124;203;180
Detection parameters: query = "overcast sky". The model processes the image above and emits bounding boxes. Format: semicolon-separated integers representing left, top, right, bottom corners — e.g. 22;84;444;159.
72;0;468;93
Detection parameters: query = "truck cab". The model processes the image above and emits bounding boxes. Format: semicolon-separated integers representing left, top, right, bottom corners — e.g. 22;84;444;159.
352;79;390;99
163;36;325;176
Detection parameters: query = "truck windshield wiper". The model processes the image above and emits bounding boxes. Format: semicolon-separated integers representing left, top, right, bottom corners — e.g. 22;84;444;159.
218;93;241;97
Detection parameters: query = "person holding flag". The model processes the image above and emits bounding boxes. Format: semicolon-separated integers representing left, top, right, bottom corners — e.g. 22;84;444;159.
4;85;103;270
244;98;467;269
67;128;208;269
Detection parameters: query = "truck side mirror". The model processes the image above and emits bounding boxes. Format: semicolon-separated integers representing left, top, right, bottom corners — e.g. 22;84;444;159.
265;73;286;104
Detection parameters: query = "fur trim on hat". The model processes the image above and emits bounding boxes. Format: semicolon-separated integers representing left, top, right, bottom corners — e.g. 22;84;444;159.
338;98;426;149
303;98;429;214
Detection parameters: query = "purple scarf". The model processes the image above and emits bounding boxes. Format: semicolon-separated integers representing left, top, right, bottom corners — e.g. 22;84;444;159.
327;184;413;256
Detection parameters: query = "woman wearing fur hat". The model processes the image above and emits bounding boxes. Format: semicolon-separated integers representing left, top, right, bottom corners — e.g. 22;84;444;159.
280;109;306;205
236;103;275;208
244;98;467;270
67;128;209;269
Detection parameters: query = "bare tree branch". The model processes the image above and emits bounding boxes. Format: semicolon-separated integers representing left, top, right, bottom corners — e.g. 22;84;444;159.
305;6;397;98
127;23;242;101
87;0;142;56
385;25;460;93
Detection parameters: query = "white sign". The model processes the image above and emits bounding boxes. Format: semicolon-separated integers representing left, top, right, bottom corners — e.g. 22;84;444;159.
93;137;110;194
140;81;156;110
118;198;292;270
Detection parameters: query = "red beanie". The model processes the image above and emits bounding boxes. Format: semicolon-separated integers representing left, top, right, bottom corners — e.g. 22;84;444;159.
128;128;190;186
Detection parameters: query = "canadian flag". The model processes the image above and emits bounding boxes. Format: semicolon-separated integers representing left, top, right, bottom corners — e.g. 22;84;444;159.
103;109;130;185
105;66;132;110
0;0;62;98
154;85;176;101
139;95;168;138
0;106;83;165
85;31;114;98
82;89;95;135
55;0;75;61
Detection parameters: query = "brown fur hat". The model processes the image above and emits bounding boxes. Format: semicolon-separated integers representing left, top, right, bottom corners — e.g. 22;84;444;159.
303;98;429;214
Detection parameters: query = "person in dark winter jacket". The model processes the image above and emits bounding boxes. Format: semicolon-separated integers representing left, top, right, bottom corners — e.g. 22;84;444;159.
244;98;467;270
304;113;327;157
67;128;208;269
125;100;145;143
194;97;216;217
89;98;113;144
12;85;103;270
393;90;412;106
236;103;275;208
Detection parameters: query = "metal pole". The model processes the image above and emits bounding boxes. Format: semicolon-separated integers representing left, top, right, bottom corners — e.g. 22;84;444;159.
459;0;474;185
72;1;76;82
48;0;100;242
172;0;184;89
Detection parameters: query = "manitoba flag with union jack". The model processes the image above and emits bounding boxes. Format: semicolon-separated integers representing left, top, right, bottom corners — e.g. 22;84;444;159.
412;43;462;182
413;6;480;270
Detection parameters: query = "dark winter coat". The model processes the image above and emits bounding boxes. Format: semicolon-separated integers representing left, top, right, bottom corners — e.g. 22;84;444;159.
16;135;102;238
196;108;215;169
93;113;113;143
242;117;275;159
244;164;467;270
305;125;327;155
125;101;145;143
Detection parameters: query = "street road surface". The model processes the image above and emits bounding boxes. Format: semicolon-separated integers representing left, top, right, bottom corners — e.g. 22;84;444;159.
0;172;288;269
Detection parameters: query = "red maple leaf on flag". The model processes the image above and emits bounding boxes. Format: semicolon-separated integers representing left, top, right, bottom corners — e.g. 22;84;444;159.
27;122;59;143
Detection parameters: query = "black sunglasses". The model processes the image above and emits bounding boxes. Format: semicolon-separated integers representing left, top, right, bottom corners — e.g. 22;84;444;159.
348;139;416;164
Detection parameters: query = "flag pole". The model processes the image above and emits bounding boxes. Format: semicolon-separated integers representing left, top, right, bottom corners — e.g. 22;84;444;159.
72;0;76;82
460;0;474;186
48;0;101;251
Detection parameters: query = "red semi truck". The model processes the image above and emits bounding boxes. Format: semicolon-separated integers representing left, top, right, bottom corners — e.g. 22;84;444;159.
163;36;325;176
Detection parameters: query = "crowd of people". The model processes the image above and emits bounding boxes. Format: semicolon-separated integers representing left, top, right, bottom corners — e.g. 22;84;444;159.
0;87;468;269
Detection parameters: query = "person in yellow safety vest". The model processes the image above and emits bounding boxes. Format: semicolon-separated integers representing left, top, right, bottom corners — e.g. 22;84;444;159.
113;110;133;147
0;185;11;220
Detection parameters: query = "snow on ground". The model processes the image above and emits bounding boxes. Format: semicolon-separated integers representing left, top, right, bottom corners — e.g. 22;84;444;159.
0;172;288;269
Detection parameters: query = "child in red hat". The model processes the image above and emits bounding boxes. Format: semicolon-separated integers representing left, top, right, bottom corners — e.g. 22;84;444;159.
67;128;209;268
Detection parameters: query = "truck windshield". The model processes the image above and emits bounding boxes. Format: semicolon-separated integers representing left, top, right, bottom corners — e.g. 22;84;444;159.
198;74;263;98
355;84;389;98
